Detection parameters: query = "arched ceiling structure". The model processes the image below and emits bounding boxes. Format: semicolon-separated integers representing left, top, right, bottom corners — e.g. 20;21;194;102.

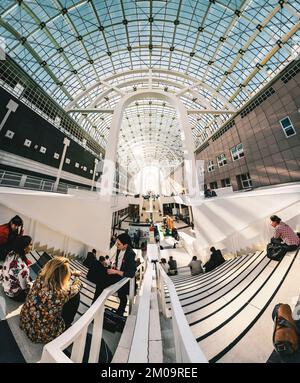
1;0;299;173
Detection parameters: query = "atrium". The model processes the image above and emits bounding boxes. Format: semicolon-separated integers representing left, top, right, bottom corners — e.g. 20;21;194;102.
0;0;299;366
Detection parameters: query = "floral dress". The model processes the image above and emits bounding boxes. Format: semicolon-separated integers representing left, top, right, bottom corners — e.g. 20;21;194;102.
0;251;32;298
20;275;82;343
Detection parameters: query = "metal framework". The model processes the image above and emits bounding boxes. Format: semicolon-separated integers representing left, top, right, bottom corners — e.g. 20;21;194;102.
0;0;299;173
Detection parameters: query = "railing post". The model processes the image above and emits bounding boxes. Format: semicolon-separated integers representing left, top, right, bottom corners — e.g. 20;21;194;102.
129;277;135;314
54;137;70;192
88;305;105;363
71;325;88;363
19;174;27;188
158;268;167;317
172;319;183;363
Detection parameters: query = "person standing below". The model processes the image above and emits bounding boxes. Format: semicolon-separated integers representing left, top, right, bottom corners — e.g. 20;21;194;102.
0;235;33;302
188;256;203;276
0;215;24;261
83;248;97;268
270;215;300;251
20;257;82;343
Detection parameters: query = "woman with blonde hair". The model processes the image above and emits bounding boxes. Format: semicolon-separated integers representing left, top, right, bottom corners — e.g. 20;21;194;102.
20;256;82;343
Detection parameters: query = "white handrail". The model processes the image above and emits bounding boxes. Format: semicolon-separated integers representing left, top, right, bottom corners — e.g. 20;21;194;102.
157;264;208;363
128;258;153;362
41;276;135;363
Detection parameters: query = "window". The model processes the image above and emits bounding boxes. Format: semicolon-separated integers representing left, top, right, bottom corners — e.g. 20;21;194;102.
65;158;70;164
55;116;61;126
210;181;218;189
90;170;93;174
54;153;59;159
14;83;24;97
221;178;231;187
207;160;214;172
230;143;244;161
280;117;296;138
75;162;80;168
24;139;31;147
217;153;227;167
5;130;14;139
237;173;252;189
83;166;87;172
40;146;46;154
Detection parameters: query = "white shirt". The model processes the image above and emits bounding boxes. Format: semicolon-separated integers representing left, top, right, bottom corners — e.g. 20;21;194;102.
116;249;126;270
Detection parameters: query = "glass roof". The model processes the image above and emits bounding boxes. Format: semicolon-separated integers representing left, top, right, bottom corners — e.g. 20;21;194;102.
0;0;299;171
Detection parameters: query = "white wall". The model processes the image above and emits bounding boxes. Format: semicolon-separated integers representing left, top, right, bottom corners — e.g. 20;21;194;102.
0;187;114;255
191;184;300;261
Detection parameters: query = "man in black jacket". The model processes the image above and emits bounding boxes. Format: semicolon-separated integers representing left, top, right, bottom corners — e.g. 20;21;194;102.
89;233;136;316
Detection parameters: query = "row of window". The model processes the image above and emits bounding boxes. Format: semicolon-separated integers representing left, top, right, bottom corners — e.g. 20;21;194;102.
207;173;253;190
207;117;297;173
4;129;99;176
207;143;245;172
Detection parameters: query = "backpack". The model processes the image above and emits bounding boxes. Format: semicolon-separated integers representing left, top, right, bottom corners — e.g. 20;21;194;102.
267;242;287;261
104;308;126;332
272;303;298;355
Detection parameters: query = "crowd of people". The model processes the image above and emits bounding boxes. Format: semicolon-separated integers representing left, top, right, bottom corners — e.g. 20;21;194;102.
0;216;137;344
0;212;299;347
160;215;300;276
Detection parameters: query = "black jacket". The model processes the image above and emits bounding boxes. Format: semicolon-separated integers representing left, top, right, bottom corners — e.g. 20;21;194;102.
87;259;109;285
116;247;137;278
204;249;225;272
83;252;96;269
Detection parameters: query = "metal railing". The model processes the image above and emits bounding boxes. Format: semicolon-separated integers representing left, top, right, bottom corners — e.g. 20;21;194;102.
41;264;144;363
157;263;208;363
0;169;137;196
0;169;91;194
128;257;153;362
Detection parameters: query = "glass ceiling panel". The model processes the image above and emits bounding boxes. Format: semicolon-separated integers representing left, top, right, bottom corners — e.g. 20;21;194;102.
0;0;299;166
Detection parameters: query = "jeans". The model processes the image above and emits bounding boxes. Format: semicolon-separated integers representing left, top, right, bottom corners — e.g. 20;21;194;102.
61;292;80;328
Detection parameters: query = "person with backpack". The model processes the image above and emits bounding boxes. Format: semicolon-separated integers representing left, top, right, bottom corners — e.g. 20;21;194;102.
0;215;24;261
270;215;300;252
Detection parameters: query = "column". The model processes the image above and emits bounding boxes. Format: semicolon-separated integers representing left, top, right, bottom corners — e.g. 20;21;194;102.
54;137;70;192
91;158;99;191
0;99;19;132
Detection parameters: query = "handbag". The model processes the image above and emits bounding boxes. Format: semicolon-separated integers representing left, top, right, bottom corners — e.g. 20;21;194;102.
267;241;287;262
272;303;298;355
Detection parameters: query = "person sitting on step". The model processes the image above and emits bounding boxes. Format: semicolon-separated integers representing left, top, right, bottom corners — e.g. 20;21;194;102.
168;256;178;275
270;215;300;252
20;256;82;343
188;256;203;276
0;215;24;261
203;247;225;272
91;233;136;316
0;235;33;302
